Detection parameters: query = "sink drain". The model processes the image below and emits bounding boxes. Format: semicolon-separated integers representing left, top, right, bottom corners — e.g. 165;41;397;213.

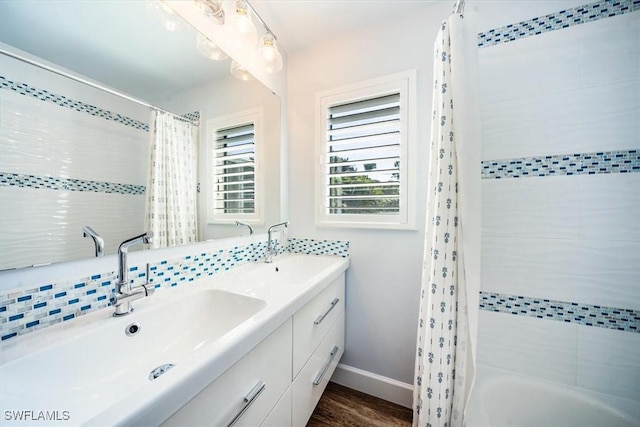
149;363;175;381
125;322;141;337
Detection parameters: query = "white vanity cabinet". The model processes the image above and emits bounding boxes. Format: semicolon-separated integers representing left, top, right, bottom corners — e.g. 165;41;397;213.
292;312;345;426
163;271;346;427
292;274;345;377
162;318;293;427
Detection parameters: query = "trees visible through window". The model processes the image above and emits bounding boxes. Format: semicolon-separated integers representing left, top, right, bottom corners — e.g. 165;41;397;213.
316;71;416;229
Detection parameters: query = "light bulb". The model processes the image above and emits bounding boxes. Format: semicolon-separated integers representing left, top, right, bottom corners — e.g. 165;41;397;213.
196;33;229;61
146;0;185;32
226;0;258;50
194;0;224;25
230;60;254;81
260;34;283;74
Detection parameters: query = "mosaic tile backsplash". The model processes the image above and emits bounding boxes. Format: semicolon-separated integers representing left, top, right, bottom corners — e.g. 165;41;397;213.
480;291;639;333
0;76;149;132
482;149;640;179
0;237;350;342
477;0;639;48
0;172;146;195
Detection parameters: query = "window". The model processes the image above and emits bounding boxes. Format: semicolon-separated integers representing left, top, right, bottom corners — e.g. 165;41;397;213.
207;108;264;224
315;71;416;229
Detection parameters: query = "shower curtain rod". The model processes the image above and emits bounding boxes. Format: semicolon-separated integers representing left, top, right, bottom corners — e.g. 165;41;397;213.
0;48;198;126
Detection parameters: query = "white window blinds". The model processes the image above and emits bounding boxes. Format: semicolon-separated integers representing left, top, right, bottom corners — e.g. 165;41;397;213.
213;122;256;215
325;93;401;215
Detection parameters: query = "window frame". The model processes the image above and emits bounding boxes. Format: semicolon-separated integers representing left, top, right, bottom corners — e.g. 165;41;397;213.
315;70;417;230
206;107;264;225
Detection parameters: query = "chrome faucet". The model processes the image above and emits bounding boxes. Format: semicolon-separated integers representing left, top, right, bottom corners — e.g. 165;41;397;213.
82;225;104;257
110;231;154;316
236;220;254;235
265;221;289;263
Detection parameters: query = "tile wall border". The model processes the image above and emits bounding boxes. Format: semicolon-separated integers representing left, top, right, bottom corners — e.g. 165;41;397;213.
480;291;639;333
0;172;146;195
478;0;639;48
0;237;350;342
482;149;640;179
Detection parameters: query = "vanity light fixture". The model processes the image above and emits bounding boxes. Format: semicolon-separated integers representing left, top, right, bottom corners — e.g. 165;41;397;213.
259;33;283;74
194;0;225;25
227;0;258;51
230;59;255;81
154;0;283;79
147;0;185;32
196;32;229;61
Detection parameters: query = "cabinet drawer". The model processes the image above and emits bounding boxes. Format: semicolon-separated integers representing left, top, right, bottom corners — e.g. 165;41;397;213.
293;274;345;377
162;319;292;427
292;312;345;427
260;386;291;427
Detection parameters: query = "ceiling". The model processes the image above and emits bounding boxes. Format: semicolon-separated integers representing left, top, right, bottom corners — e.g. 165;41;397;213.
0;0;440;102
250;0;441;53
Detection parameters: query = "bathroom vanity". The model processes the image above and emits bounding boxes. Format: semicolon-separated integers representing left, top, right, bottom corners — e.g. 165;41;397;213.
0;253;348;427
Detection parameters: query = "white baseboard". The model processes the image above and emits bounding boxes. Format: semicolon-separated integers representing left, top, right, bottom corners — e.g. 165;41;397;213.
329;363;414;409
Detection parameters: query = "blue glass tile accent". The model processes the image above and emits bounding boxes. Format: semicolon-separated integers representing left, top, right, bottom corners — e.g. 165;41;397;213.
0;236;350;342
17;295;32;302
0;75;149;131
2;332;18;341
0;172;146;195
9;313;24;322
26;320;39;329
482;149;639;179
480;291;639;333
287;238;351;257
478;0;639;48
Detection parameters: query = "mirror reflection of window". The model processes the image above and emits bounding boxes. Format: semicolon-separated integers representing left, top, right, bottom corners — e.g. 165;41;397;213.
208;108;264;226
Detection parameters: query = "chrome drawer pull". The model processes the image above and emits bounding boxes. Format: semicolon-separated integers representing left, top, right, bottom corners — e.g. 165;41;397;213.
314;298;340;325
226;380;266;427
313;346;340;386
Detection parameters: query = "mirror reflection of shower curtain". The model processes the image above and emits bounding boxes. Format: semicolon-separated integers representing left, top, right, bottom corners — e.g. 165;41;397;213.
145;110;198;249
413;10;481;427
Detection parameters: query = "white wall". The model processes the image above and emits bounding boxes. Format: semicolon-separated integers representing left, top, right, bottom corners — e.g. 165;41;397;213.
155;74;281;239
287;2;454;388
287;0;640;404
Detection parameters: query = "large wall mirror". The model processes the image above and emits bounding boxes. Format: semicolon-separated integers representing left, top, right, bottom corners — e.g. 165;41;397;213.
0;1;281;271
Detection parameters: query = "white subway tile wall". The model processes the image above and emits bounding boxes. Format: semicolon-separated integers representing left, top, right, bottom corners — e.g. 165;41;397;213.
478;0;640;401
0;73;200;270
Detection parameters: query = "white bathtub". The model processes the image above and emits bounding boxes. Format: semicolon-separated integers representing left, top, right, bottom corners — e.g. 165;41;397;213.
466;365;640;427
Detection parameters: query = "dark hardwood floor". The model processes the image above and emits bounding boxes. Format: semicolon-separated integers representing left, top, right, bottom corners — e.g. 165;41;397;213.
307;382;413;427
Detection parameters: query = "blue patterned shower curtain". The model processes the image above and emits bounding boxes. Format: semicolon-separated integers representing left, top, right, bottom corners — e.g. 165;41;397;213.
146;111;199;248
413;11;481;427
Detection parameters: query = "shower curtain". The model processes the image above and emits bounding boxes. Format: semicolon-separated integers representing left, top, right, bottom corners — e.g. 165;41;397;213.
146;110;198;248
413;10;481;427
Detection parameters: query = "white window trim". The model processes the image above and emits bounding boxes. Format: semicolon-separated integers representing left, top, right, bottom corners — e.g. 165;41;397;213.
314;70;417;230
206;107;265;225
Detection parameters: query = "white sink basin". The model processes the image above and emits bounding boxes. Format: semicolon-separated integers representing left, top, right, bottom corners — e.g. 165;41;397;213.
0;253;349;426
0;289;266;425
